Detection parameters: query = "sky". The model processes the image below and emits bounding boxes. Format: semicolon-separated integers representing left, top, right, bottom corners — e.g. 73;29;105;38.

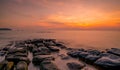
0;0;120;30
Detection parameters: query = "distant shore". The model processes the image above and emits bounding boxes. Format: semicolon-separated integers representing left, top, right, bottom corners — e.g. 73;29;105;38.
0;28;12;31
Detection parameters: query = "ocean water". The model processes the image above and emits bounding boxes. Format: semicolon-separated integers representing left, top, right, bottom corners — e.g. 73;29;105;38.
0;30;120;70
0;30;120;50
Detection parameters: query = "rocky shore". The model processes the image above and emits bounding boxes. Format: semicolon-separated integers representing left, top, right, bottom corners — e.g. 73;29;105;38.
0;39;120;70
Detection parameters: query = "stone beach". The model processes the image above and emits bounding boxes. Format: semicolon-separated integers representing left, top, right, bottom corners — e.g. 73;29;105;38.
0;38;120;70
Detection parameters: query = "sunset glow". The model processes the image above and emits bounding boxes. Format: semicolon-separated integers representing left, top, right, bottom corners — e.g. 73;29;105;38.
0;0;120;30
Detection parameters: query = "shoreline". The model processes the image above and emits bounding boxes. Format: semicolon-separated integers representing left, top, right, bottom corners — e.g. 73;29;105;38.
0;38;120;70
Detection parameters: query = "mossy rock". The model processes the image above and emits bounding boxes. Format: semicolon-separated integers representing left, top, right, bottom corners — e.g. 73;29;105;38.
5;62;14;70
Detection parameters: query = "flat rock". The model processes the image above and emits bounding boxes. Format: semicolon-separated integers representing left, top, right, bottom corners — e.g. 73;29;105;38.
107;48;120;56
85;55;100;62
94;57;120;69
32;55;55;65
5;55;30;64
78;52;90;58
59;54;70;60
40;60;59;70
67;62;86;70
67;51;82;58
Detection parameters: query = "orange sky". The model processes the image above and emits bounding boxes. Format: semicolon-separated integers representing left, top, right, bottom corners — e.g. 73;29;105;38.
0;0;120;30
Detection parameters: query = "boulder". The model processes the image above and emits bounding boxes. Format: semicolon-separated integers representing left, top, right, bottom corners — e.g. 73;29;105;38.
14;52;28;57
47;46;60;52
2;47;9;51
0;51;6;56
40;60;59;70
16;61;28;70
85;55;101;62
0;60;8;70
107;48;120;56
94;57;120;69
33;47;51;56
32;55;55;65
78;52;90;58
5;62;14;70
67;51;82;58
87;49;101;55
99;53;120;59
59;54;70;60
5;55;30;64
67;62;86;70
55;43;66;48
8;48;27;54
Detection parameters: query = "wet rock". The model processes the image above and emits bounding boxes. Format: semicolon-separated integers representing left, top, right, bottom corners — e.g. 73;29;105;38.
99;53;120;59
55;43;66;48
67;62;86;70
2;47;9;51
67;51;82;58
85;55;100;62
5;55;30;64
5;62;14;70
36;43;45;47
78;52;90;58
59;54;70;60
0;60;7;70
0;51;6;56
40;60;59;70
94;57;120;69
26;44;34;52
8;47;27;54
16;61;28;70
33;47;51;56
107;48;120;56
47;46;60;52
14;52;28;57
43;39;56;46
32;55;55;65
87;49;101;55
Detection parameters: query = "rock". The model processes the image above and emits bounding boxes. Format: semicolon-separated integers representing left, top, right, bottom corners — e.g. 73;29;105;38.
59;54;70;60
94;57;120;69
14;52;28;57
33;47;51;56
2;47;9;51
36;43;45;47
87;49;101;55
5;55;30;64
67;51;82;58
55;43;66;48
5;62;14;70
107;48;120;56
67;62;86;70
0;51;6;56
32;55;55;65
47;46;60;52
78;52;90;58
0;60;8;70
99;53;120;59
16;61;28;70
26;44;34;52
8;47;27;54
40;60;59;70
85;55;101;62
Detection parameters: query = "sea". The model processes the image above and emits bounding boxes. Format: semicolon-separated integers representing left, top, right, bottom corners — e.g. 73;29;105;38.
0;30;120;50
0;30;120;70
